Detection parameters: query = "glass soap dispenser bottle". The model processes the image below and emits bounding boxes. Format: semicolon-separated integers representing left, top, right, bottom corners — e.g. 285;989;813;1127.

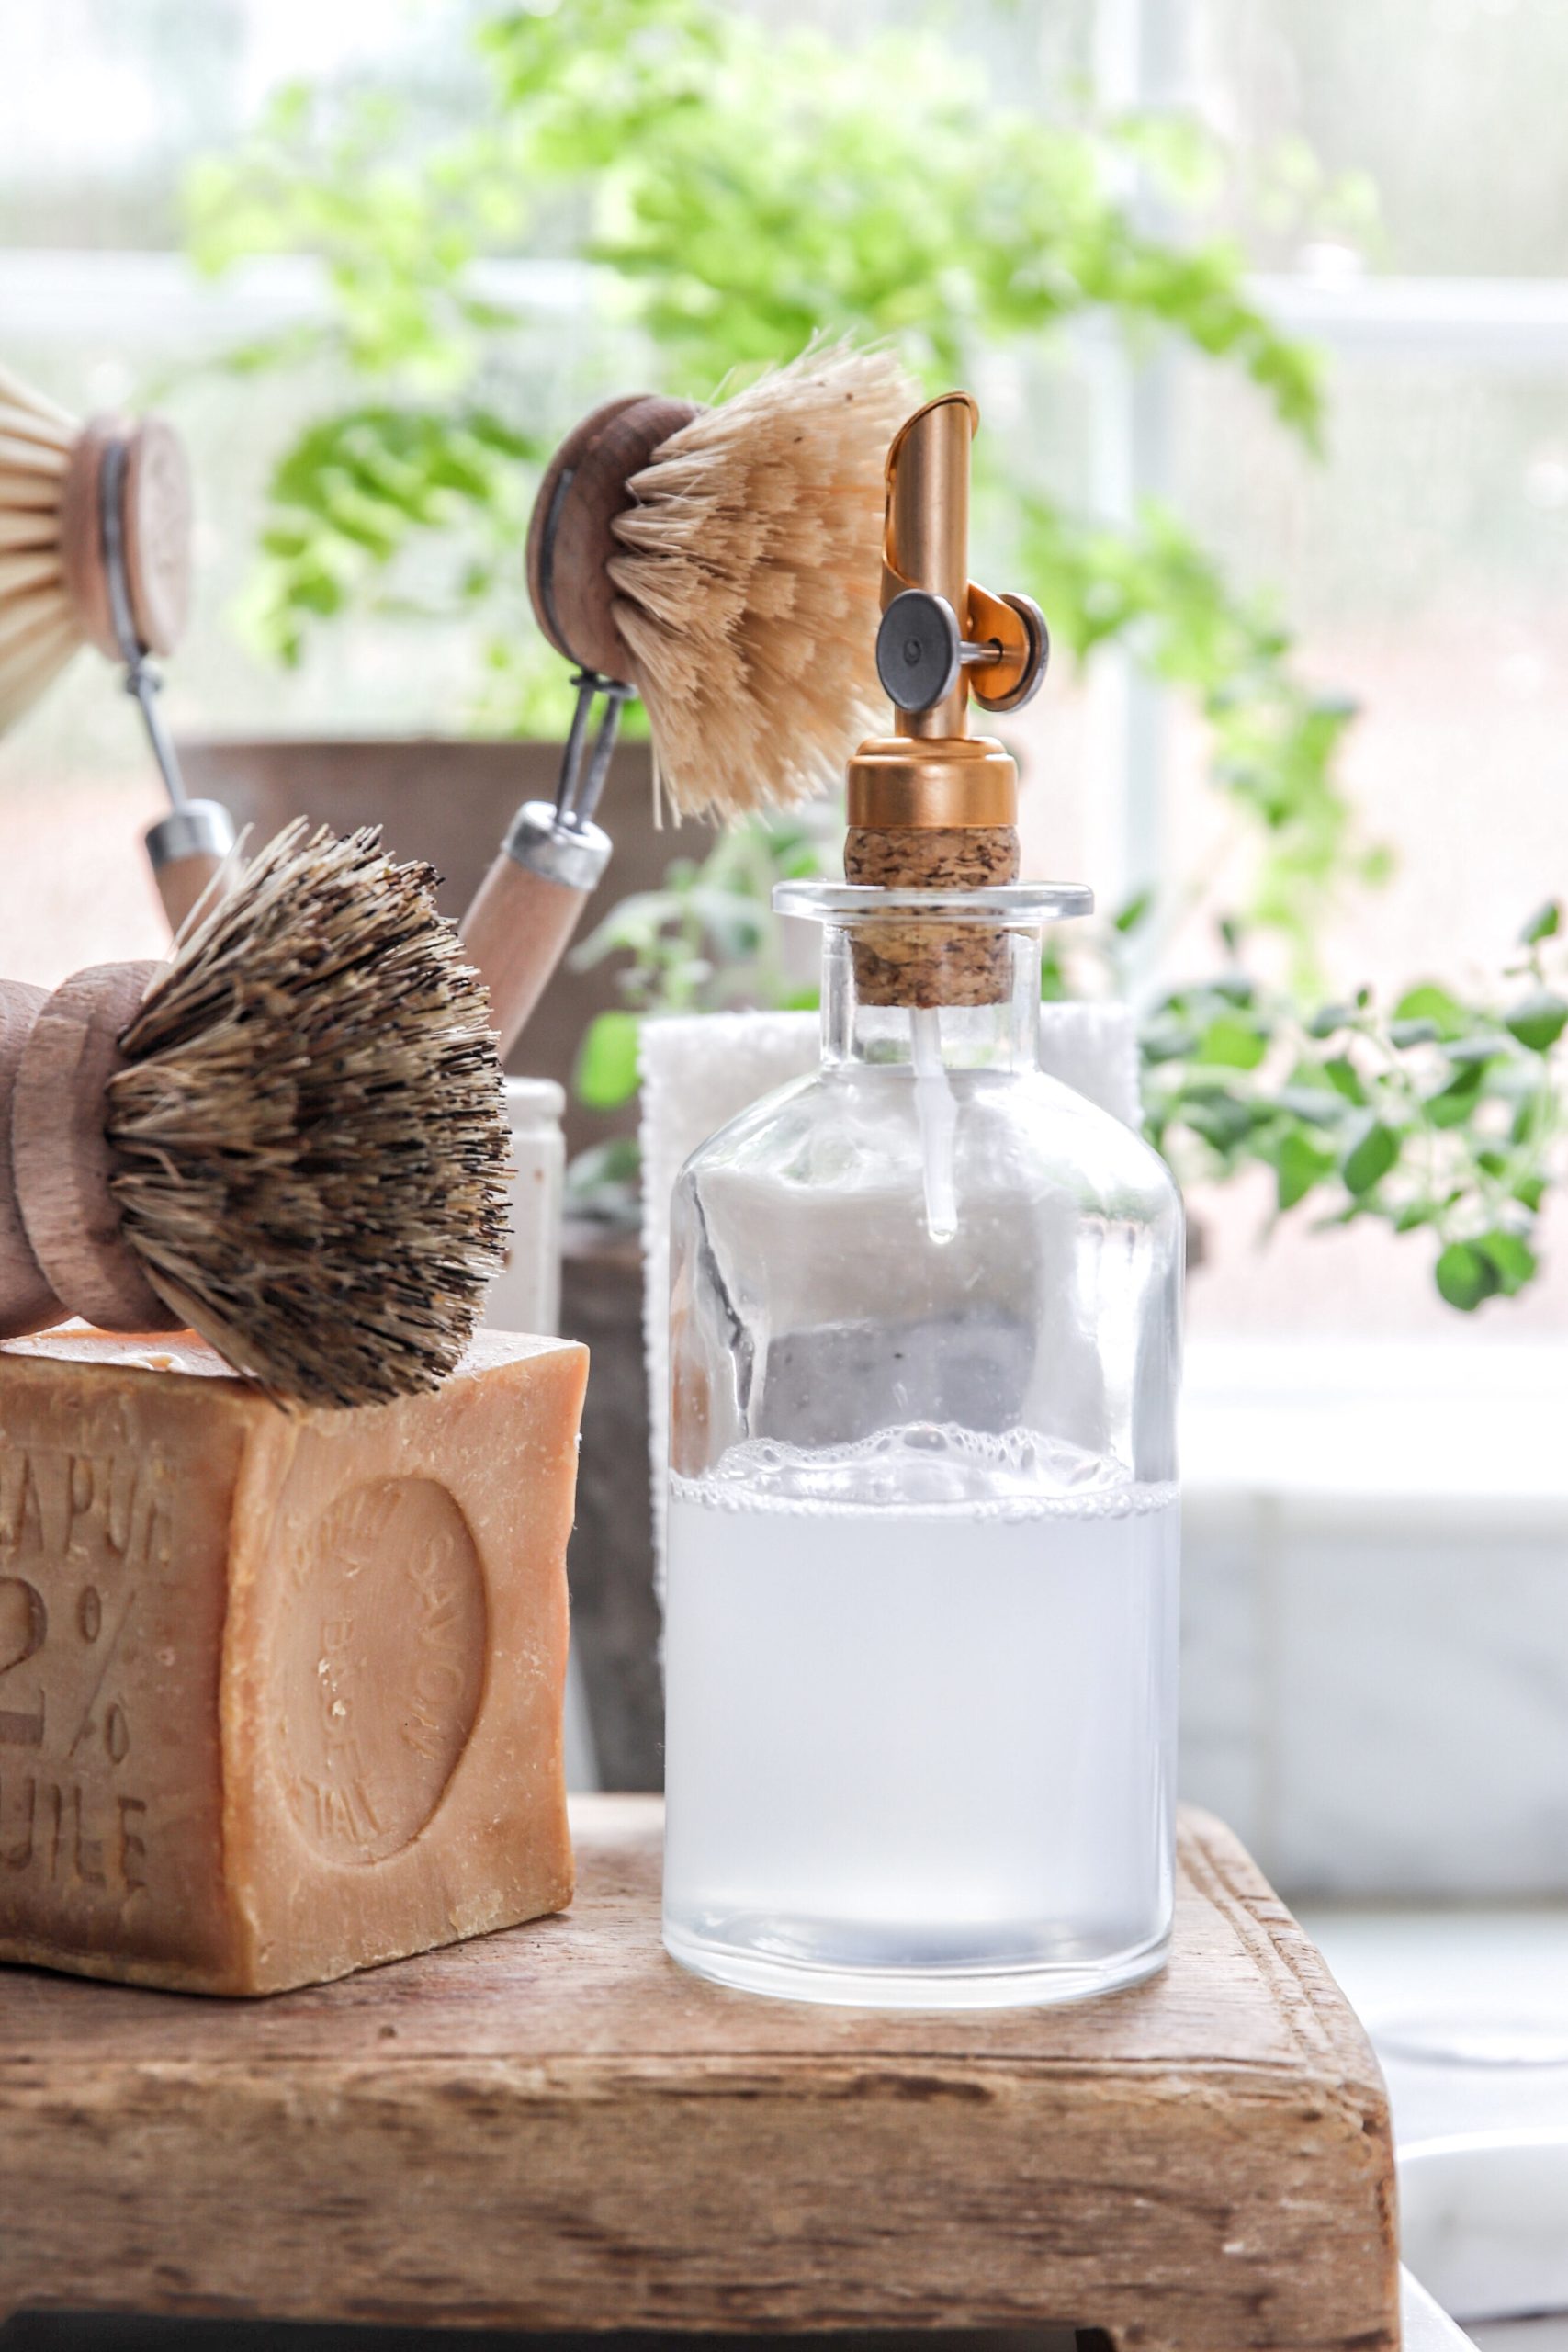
662;393;1183;2008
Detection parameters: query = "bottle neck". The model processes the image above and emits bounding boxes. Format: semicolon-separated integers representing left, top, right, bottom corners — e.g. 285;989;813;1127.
820;924;1043;1071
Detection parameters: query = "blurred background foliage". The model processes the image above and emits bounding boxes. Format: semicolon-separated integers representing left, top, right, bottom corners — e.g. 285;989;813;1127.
187;0;1365;952
185;0;1565;1302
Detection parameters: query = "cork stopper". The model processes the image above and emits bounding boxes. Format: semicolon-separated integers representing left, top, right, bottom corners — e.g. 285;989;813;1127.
843;823;1020;1008
842;392;1046;1008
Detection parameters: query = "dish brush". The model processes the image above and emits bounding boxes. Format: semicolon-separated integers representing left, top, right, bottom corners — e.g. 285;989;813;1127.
464;342;917;1053
0;822;510;1409
0;359;234;929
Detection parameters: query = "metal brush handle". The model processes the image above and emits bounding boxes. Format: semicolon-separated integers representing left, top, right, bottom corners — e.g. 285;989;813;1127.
100;435;235;933
462;671;629;1058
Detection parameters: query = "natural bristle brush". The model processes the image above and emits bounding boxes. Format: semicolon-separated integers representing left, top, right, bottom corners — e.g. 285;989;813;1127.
0;360;235;931
464;344;919;1054
0;822;511;1409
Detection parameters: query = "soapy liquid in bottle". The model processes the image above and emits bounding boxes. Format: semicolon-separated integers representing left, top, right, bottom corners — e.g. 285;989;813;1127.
662;1423;1178;2007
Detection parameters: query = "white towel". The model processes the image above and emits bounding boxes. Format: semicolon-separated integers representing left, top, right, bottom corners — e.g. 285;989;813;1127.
639;1001;1141;1590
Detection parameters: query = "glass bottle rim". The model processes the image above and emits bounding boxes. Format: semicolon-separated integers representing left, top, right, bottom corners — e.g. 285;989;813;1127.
774;880;1093;925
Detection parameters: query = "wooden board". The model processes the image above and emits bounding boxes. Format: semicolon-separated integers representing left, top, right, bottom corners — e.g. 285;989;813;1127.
0;1797;1399;2349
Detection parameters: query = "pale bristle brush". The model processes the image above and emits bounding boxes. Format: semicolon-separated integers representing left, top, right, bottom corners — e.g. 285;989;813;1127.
0;359;235;931
463;343;919;1054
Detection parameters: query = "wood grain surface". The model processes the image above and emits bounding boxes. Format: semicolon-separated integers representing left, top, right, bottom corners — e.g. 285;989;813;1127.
463;849;593;1057
57;417;120;662
0;980;62;1336
525;395;698;679
0;1797;1400;2348
148;847;224;936
121;417;191;658
8;961;177;1333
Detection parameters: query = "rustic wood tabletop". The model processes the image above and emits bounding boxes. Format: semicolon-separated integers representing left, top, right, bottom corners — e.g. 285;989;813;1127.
0;1795;1399;2350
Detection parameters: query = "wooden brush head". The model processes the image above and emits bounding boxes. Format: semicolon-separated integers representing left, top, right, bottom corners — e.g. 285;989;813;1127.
0;359;193;730
60;413;192;662
525;346;919;820
0;980;63;1338
8;962;179;1335
525;393;700;681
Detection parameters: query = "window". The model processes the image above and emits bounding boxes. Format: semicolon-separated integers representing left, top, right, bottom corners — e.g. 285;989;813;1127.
2;0;1562;1340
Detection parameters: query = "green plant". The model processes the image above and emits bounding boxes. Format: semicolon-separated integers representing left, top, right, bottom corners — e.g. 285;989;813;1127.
558;813;825;1227
571;852;1568;1301
570;812;822;1097
186;0;1568;1306
188;0;1369;944
1143;902;1567;1306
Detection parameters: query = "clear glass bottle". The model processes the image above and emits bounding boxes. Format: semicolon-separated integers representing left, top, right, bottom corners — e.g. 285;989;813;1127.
662;884;1182;2008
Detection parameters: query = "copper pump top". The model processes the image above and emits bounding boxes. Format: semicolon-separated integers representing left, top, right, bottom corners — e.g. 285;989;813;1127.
844;391;1047;833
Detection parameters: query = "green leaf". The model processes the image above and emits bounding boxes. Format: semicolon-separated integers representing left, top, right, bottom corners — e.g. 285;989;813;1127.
572;1011;643;1110
1275;1084;1343;1125
1140;1014;1199;1065
1341;1119;1399;1195
1511;1090;1548;1146
1272;1128;1337;1211
1393;983;1468;1042
1514;1174;1547;1213
1520;900;1562;946
563;1136;643;1228
1388;1017;1439;1048
1434;1241;1499;1313
1476;1229;1539;1296
1445;1033;1511;1065
1307;1002;1352;1039
1506;989;1568;1055
1322;1054;1366;1105
1112;888;1155;934
1179;1089;1258;1155
1196;1013;1268;1069
1425;1059;1486;1128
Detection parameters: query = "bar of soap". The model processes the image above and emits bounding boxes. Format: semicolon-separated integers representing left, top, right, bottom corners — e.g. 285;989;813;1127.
0;1323;587;1995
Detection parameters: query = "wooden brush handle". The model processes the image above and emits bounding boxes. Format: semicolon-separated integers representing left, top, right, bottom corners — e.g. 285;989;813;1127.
464;846;597;1062
0;981;65;1338
152;848;224;933
143;801;237;935
8;962;180;1334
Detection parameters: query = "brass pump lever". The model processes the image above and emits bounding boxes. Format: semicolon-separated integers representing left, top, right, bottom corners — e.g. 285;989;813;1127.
875;585;1049;719
871;390;1049;725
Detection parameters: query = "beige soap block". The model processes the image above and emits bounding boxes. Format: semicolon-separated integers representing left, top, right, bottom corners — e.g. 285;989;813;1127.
0;1323;587;1995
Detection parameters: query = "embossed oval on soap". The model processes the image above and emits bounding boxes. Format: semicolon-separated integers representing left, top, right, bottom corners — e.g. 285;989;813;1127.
267;1477;487;1867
